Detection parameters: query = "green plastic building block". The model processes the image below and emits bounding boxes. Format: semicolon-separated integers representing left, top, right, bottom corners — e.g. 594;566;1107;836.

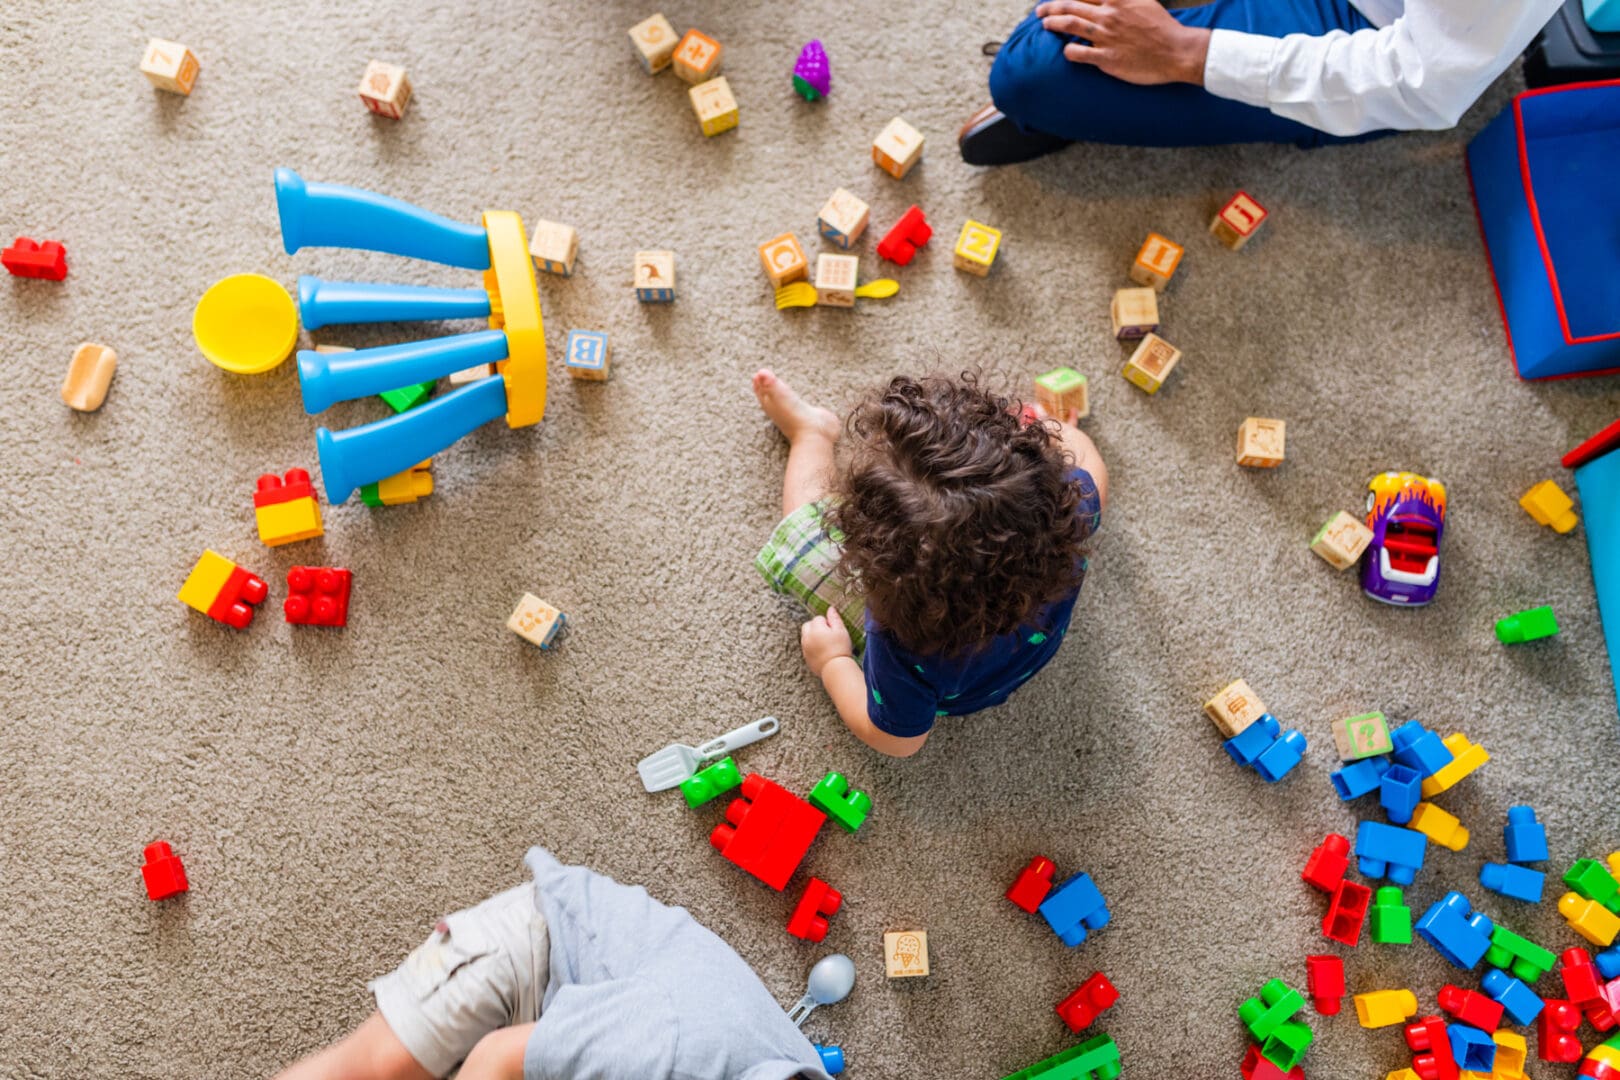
1565;858;1620;913
679;756;742;809
1495;605;1560;643
1370;886;1413;944
379;379;436;414
1261;1020;1313;1071
1239;979;1305;1041
359;483;383;508
807;771;871;834
1000;1033;1121;1080
1485;924;1557;983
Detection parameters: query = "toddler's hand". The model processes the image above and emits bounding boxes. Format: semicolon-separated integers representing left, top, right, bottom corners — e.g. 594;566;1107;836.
1029;401;1081;427
800;611;854;676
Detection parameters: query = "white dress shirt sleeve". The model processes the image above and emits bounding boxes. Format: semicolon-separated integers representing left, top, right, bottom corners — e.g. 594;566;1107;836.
1202;1;1564;137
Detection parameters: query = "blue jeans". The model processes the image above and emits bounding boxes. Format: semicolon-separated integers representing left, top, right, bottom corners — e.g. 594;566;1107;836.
989;0;1379;148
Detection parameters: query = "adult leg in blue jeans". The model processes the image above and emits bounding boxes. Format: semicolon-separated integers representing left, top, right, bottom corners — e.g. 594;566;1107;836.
961;0;1377;162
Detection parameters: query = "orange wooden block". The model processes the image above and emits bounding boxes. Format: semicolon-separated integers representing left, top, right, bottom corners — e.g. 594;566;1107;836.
1130;232;1184;291
673;29;723;83
758;233;809;288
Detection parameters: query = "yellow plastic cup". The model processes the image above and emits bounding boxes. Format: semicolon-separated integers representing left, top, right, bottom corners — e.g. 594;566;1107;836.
193;273;299;374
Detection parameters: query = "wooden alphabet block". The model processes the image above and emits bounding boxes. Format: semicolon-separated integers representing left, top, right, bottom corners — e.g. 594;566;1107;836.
1333;711;1393;761
358;60;411;119
628;13;678;73
1311;511;1374;570
1211;191;1268;251
1130;232;1184;291
884;930;930;978
1121;333;1180;394
1110;287;1160;340
448;364;495;385
564;329;611;381
872;117;925;180
1237;417;1286;468
62;343;117;412
1205;678;1266;738
689;76;738;137
508;594;566;649
815;253;859;308
673;28;723;84
141;38;200;95
528;220;578;276
1035;367;1089;421
758;232;809;287
953;219;1001;276
634;250;675;302
817;188;869;250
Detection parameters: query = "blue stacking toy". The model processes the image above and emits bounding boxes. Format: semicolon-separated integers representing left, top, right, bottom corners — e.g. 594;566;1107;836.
1597;945;1620;980
1390;721;1453;777
1416;892;1495;969
1223;714;1306;782
1225;714;1281;766
1480;862;1546;904
1356;821;1428;886
1447;1024;1496;1073
1038;872;1110;947
1482;969;1545;1026
1503;805;1550;864
1254;729;1307;783
1331;755;1390;800
1379;764;1424;824
815;1045;845;1074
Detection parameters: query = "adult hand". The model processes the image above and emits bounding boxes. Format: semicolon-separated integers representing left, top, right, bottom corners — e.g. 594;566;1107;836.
800;611;854;678
1035;0;1211;86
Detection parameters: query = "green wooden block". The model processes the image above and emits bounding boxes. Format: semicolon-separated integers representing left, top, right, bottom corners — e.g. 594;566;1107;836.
1370;886;1413;944
679;757;742;809
379;379;436;414
1485;925;1557;983
1495;605;1560;643
1239;979;1304;1041
1000;1033;1120;1080
807;771;871;833
1261;1020;1313;1071
1565;858;1620;913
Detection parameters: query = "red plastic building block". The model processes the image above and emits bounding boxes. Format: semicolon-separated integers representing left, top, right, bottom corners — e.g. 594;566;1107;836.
178;550;270;630
1405;1015;1460;1080
284;566;352;627
875;205;932;266
1539;998;1584;1063
1565;948;1619;1029
1305;955;1345;1015
786;877;842;942
1240;1044;1306;1080
1303;833;1351;893
1007;855;1057;913
1323;879;1372;946
141;841;189;900
2;236;68;280
709;774;826;891
1583;1056;1620;1080
1056;972;1120;1033
254;467;316;509
1438;983;1504;1032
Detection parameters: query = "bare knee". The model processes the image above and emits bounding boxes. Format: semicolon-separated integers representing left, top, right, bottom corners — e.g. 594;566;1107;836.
457;1024;533;1080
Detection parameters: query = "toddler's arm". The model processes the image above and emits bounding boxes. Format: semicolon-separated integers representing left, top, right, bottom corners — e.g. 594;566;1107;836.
1033;405;1108;509
801;612;930;758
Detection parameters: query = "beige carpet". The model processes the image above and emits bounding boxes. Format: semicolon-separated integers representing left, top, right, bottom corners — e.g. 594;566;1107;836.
3;2;1618;1077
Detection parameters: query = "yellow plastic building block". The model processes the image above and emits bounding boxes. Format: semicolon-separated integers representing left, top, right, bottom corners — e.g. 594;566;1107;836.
370;461;433;506
1204;679;1265;738
1384;1072;1422;1080
255;497;322;547
1560;892;1620;946
872;116;925;180
883;930;929;978
689;76;738;137
1311;511;1374;570
1237;418;1286;468
141;38;199;95
1492;1030;1527;1079
953;220;1001;276
1130;232;1183;291
1519;480;1578;533
1410;802;1470;852
1122;333;1181;394
1419;733;1489;798
628;13;678;73
177;550;237;614
482;210;546;429
1354;989;1418;1028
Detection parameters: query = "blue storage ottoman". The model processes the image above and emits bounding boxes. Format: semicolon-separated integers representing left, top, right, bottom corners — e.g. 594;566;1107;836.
1467;80;1620;380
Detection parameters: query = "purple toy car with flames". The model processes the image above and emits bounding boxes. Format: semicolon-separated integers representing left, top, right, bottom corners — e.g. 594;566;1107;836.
1361;471;1448;606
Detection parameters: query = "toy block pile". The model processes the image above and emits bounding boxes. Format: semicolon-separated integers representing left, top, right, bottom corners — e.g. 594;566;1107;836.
1203;679;1307;783
1239;978;1313;1074
628;15;735;138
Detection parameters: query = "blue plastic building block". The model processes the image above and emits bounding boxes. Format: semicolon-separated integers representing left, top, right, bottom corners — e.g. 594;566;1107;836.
1503;806;1549;864
1254;729;1307;783
815;1045;845;1075
1480;862;1547;904
1331;755;1390;800
1390;721;1455;777
1379;764;1424;824
1417;891;1496;969
1481;968;1545;1026
1224;714;1280;766
1597;945;1620;980
1038;872;1111;947
1356;820;1429;886
1447;1023;1496;1072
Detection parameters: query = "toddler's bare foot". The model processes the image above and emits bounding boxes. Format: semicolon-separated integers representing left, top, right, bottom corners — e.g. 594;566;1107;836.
753;369;840;444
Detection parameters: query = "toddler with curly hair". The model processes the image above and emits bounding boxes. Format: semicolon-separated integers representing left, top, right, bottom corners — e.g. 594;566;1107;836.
753;368;1106;758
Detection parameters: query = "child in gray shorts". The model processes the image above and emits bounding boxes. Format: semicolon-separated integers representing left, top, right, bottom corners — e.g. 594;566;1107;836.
273;847;835;1080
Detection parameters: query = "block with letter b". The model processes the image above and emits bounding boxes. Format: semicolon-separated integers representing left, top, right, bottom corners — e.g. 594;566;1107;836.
564;329;611;381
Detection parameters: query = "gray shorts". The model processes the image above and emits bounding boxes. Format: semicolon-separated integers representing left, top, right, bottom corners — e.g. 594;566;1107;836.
369;884;551;1077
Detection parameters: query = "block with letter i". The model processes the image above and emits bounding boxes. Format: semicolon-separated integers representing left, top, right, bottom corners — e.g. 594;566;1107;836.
565;329;611;381
1111;287;1159;340
628;13;678;73
1236;418;1286;468
815;253;858;308
1121;333;1180;394
689;76;738;137
141;39;199;94
529;220;578;277
1035;368;1089;421
953;219;1002;276
673;28;723;83
1311;511;1373;570
817;189;869;250
1130;232;1184;291
872;117;924;180
634;250;675;302
357;61;411;119
758;232;808;287
1212;191;1268;250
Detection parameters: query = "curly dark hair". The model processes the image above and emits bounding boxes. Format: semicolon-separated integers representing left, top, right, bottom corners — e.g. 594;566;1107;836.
826;372;1093;658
